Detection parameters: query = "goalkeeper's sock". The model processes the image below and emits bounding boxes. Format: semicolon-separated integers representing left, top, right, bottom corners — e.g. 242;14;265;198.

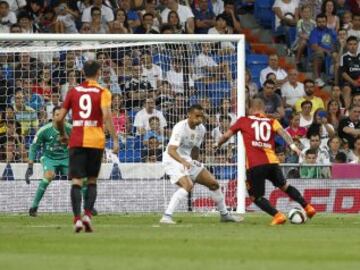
84;184;97;216
254;197;278;216
165;188;188;216
71;184;82;218
284;185;307;208
31;178;50;208
211;188;228;216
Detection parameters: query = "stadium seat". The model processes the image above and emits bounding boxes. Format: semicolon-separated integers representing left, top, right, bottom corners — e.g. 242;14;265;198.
119;150;142;163
254;0;275;29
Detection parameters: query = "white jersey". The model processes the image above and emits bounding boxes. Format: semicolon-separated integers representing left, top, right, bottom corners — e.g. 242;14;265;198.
163;119;206;162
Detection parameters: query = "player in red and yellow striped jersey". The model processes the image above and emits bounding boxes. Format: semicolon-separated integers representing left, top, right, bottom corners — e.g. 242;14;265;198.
57;60;119;233
216;99;316;225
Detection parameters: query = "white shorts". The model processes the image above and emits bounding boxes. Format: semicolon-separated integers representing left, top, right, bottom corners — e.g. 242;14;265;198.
163;159;204;184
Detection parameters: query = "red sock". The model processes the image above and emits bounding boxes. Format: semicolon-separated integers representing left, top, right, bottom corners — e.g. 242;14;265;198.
84;209;92;218
73;215;81;224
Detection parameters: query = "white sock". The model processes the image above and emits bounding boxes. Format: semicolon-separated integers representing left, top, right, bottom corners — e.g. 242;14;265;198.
165;188;188;217
211;188;228;216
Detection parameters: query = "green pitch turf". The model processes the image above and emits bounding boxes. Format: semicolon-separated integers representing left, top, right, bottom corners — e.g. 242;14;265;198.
0;214;359;270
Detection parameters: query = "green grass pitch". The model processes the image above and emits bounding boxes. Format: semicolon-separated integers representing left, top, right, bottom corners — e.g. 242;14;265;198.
0;213;360;270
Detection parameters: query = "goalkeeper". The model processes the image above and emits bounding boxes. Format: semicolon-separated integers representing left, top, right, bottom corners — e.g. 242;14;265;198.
27;106;72;217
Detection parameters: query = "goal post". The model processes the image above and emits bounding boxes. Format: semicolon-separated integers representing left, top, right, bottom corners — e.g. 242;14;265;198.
0;34;246;214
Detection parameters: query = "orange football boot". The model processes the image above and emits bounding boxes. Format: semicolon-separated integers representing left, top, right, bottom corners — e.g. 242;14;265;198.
304;204;316;219
270;212;287;226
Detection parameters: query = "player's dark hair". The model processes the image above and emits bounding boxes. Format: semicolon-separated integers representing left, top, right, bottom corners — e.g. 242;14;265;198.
305;148;317;156
316;13;327;20
0;1;9;8
143;12;154;19
335;152;347;163
188;104;203;113
347;36;358;43
91;6;101;16
349;103;360;111
52;106;62;115
303;78;315;85
263;79;275;87
83;60;101;78
149;116;160;123
308;132;321;140
301;100;312;108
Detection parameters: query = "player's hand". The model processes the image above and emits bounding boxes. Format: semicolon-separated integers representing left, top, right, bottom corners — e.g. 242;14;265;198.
25;166;33;184
59;134;69;145
112;140;119;154
192;160;202;167
181;160;192;170
290;143;302;157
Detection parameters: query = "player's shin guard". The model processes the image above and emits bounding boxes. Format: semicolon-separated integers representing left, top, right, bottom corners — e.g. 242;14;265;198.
84;184;97;216
165;188;188;216
71;184;82;219
31;178;49;208
254;197;278;216
284;185;307;208
211;188;228;215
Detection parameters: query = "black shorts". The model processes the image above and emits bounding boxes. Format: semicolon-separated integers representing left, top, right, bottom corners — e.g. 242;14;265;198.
246;164;287;198
69;147;103;179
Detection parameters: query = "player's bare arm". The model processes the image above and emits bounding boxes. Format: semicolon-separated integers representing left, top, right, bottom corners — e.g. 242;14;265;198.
168;145;191;169
102;106;119;154
276;128;301;156
215;130;234;149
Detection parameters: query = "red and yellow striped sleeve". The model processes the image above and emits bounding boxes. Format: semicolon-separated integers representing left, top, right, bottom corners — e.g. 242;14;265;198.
272;119;282;133
101;88;112;108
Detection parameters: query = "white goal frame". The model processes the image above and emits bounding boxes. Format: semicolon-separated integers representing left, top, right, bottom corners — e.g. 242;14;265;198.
0;33;246;214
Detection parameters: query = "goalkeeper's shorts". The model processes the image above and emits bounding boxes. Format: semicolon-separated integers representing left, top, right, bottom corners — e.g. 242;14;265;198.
163;158;204;184
40;156;68;175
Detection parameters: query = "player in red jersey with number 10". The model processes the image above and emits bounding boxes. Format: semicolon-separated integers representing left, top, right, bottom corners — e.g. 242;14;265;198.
56;60;119;232
216;98;316;225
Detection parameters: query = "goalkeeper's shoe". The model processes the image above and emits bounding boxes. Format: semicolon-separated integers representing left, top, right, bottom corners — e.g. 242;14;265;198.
220;213;244;223
74;218;84;233
29;207;38;217
82;215;93;233
160;215;176;225
91;208;98;216
270;212;287;226
304;204;316;219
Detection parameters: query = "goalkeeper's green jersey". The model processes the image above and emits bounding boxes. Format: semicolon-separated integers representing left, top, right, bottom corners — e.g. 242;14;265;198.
29;122;72;161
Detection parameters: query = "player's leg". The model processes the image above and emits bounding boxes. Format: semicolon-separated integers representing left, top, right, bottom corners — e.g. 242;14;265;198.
29;157;56;217
195;168;242;222
69;148;87;233
273;165;316;219
81;148;103;232
161;176;193;224
247;165;285;225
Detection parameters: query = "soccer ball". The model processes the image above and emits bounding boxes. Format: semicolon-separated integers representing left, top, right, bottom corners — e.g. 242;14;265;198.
288;208;307;224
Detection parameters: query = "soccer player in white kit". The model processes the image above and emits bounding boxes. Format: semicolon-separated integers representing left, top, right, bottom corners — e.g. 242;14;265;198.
160;104;242;224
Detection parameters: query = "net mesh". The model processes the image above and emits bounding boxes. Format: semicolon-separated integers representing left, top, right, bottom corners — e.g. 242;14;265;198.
0;39;239;213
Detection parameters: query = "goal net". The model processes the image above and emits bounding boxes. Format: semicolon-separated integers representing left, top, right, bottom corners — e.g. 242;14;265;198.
0;34;246;214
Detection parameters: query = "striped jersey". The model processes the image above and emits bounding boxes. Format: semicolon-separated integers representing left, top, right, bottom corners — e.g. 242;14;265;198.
29;122;72;161
230;113;281;169
63;80;112;149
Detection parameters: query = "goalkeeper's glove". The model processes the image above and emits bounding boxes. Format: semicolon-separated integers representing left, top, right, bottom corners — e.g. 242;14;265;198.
25;165;33;184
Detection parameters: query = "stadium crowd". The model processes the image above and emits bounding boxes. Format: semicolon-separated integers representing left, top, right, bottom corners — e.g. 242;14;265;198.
0;0;360;179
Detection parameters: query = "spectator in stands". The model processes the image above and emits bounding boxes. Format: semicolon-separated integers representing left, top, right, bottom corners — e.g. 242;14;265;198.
54;2;79;33
349;136;360;163
307;108;336;147
4;105;21;133
3;120;26;162
141;51;163;89
110;8;131;33
9;23;21;32
81;0;114;24
329;85;346;111
17;11;36;33
327;99;342;129
210;0;224;16
216;98;236;124
341;36;360;107
341;10;352;31
14;52;38;79
0;0;17;33
300;133;331;164
32;67;53;102
193;0;215;34
41;7;57;33
143;116;165;146
13;90;39;136
285;111;307;139
327;136;344;162
194;43;232;83
60;69;80;100
167;10;184;34
299;100;313;128
259;54;288;88
322;0;340;32
338;104;360;149
220;0;241;34
166;93;187;127
97;50;117;78
99;67;121;94
123;59;152;109
45;88;61;120
26;0;45;33
142;136;162;161
88;6;110;33
161;0;194;34
118;0;141;31
111;93;128;137
133;97;167;135
245;69;258;98
348;13;360;40
139;0;161;31
272;0;300;46
5;0;26;13
281;68;305;108
166;58;195;95
211;114;235;149
293;5;316;70
294;79;325;114
256;79;284;120
334;151;347;163
300;149;322;178
134;13;159;34
144;149;160;163
309;13;338;86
